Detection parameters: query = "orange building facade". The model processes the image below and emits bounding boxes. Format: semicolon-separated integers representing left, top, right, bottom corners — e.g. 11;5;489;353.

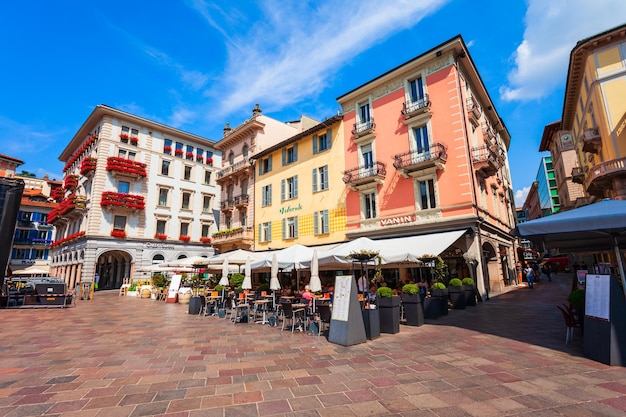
337;36;518;296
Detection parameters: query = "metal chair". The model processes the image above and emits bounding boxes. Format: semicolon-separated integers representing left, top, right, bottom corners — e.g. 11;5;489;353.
281;302;306;332
556;305;580;345
316;303;332;337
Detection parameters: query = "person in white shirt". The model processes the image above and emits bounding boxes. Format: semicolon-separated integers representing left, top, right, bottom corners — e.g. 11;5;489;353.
357;274;368;293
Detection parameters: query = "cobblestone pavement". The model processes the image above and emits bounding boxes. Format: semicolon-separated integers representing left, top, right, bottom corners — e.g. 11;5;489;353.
1;273;625;417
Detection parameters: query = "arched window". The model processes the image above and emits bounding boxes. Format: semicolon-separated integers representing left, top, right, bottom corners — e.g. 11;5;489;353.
242;144;249;158
228;151;235;165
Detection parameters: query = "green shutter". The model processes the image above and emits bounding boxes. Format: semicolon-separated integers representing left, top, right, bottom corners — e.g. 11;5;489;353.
293;143;298;161
282;219;286;239
294;216;298;237
282;149;286;166
293;175;298;198
326;129;332;149
258;223;262;242
281;179;285;201
314;212;319;235
312;168;318;192
312;135;318;154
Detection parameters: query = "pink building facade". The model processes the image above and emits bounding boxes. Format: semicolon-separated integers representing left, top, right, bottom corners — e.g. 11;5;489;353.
338;36;517;296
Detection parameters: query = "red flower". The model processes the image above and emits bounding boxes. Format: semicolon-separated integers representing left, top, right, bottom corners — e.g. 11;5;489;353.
175;149;183;155
120;133;129;140
179;235;191;242
206;157;213;164
196;155;204;162
163;145;172;152
200;237;212;244
186;152;194;158
106;156;147;177
130;136;138;143
154;233;167;240
111;229;126;238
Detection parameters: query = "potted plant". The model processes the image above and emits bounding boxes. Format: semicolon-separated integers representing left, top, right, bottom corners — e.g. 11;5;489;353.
448;278;466;310
567;289;585;332
126;281;138;297
425;282;448;318
187;274;205;314
376;286;401;334
401;283;424;326
462;277;477;306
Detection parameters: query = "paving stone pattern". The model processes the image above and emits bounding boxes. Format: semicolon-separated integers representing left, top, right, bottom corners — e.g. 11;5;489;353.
1;273;625;416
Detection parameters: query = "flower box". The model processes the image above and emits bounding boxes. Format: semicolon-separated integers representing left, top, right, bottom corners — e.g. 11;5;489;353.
100;191;145;210
80;157;97;176
186;152;194;159
196;156;204;162
163;145;172;153
206;157;213;165
63;175;79;190
50;231;85;248
106;156;147;178
175;149;184;156
130;136;138;144
200;237;212;244
179;235;191;242
154;233;167;240
120;133;129;142
111;229;126;238
63;133;98;173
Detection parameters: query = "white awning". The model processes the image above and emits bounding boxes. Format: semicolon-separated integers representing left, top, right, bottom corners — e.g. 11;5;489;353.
11;265;51;275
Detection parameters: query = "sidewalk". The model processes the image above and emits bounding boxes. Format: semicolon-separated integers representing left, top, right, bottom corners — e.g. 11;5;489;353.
1;273;625;416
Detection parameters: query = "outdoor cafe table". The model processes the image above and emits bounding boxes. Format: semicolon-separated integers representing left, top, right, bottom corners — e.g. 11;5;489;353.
254;299;272;324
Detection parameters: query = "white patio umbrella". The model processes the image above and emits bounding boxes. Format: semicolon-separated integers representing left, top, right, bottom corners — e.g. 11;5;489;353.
309;249;322;292
269;253;281;310
242;256;252;290
218;258;230;286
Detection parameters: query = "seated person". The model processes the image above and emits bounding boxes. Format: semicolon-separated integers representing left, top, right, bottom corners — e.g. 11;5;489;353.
301;285;313;307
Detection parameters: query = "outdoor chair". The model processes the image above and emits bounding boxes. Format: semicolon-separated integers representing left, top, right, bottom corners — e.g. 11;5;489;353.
281;302;306;332
557;305;581;345
316;303;332;337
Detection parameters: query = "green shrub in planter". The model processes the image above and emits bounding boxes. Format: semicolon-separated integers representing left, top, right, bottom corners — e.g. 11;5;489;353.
402;283;419;295
567;289;585;310
376;286;394;298
432;282;446;290
230;273;244;289
462;277;474;286
215;284;225;291
449;278;463;287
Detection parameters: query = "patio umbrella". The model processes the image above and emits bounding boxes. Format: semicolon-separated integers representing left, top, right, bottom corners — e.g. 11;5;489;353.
269;253;281;309
309;250;322;292
242;256;252;290
218;258;230;286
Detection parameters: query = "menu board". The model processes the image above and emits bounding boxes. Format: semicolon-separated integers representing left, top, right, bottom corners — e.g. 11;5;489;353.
331;275;353;322
585;274;610;321
167;274;182;302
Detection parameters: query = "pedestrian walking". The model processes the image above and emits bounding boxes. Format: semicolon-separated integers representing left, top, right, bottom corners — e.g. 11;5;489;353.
525;264;535;289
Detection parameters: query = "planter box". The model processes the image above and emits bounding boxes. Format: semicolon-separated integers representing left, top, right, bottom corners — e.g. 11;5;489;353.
188;296;203;315
464;285;477;306
423;297;442;318
448;286;466;310
430;288;449;316
377;295;401;334
401;293;424;326
362;307;380;340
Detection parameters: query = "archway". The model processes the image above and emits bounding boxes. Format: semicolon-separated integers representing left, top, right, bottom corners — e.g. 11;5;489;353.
481;241;497;296
95;250;133;290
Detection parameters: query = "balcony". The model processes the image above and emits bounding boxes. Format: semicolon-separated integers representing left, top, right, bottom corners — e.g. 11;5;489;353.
106;156;147;179
48;194;88;223
211;226;254;248
351;118;375;139
80;157;97;176
571;166;585;184
471;144;500;177
100;192;145;211
402;95;431;120
343;161;386;190
217;159;252;182
63;175;79;190
234;194;250;207
220;198;235;212
582;128;601;154
481;121;496;143
393;143;447;178
585;156;626;197
467;96;482;127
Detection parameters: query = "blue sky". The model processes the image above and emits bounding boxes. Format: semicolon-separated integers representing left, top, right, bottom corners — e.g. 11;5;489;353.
1;0;625;207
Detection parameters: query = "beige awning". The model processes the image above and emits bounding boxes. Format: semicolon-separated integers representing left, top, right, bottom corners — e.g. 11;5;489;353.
11;265;51;275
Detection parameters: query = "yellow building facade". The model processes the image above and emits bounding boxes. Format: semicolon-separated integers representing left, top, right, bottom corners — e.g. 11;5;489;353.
252;115;347;250
565;24;626;200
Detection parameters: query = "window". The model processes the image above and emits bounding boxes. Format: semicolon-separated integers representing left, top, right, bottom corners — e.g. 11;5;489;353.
228;151;234;165
242;144;249;158
21;211;32;221
206;151;214;165
312;165;329;192
14;248;28;259
359;102;371;124
361;144;374;173
413;125;429;153
241;179;248;197
121;126;130;142
204;170;211;185
118;149;136;160
258;156;272;175
363;191;377;219
34;249;46;260
183;165;192;181
281;175;298;201
240;211;247;227
282;144;298;165
314;210;329;235
161;160;170;176
156;220;166;235
202;195;211;212
259;221;272;243
186;145;194;160
262;185;272;207
225;214;232;229
418;179;437;209
313;129;332;153
408;77;425;103
282;216;298;239
226;184;234;202
181;192;191;210
175;142;183;157
180;222;189;237
113;215;126;230
118;181;130;194
158;188;169;207
164;139;172;154
201;224;210;238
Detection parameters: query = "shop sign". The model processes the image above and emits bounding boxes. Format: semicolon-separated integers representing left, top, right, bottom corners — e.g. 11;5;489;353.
280;203;302;215
379;214;416;227
145;242;175;249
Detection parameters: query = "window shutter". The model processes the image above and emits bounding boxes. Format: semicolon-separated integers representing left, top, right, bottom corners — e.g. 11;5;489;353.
314;212;319;235
312;135;318;154
281;179;286;201
258;223;262;242
268;155;272;171
326;129;332;149
312;168;318;192
323;209;329;233
282;148;286;166
258;161;262;175
282;219;286;239
294;216;299;237
322;166;328;190
293;175;298;198
293;143;298;161
268;184;272;205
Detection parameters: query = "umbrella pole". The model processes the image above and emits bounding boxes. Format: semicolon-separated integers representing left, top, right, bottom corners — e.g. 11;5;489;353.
612;235;626;299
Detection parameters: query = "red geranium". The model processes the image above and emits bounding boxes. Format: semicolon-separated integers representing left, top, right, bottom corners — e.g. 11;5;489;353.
154;233;167;240
111;229;126;238
179;235;191;242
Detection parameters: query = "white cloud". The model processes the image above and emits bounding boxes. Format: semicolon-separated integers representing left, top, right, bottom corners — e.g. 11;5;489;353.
515;186;531;207
191;0;451;116
500;0;626;102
